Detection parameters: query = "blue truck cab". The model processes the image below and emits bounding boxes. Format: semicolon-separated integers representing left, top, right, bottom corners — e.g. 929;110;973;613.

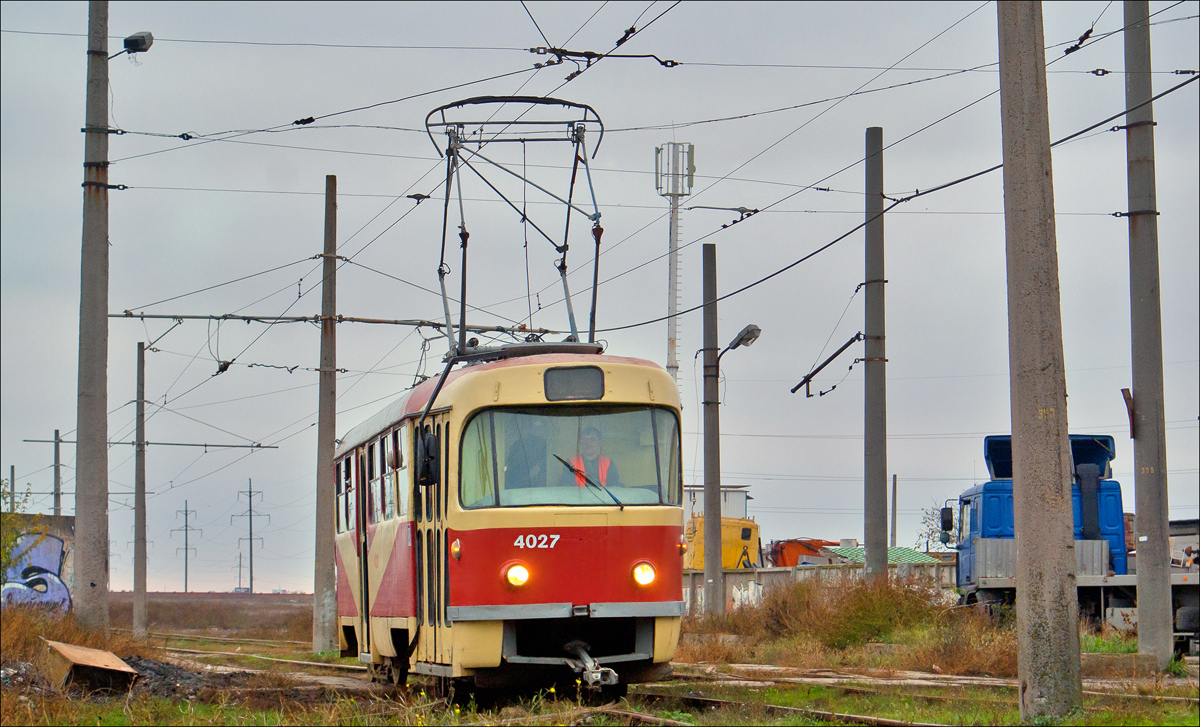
956;435;1128;594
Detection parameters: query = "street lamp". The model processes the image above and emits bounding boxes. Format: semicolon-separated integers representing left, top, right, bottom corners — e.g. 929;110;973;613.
700;241;761;616
720;324;761;359
111;31;153;59
76;0;153;630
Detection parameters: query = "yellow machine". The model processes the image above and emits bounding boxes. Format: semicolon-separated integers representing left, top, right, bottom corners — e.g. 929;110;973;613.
683;515;761;569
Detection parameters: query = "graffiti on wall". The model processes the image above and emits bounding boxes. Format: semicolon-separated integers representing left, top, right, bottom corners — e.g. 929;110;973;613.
2;533;71;610
730;579;764;610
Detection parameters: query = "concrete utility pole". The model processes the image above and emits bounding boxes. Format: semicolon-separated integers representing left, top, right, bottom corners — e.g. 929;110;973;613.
75;0;111;630
54;431;62;517
702;243;723;614
134;343;147;638
313;175;338;654
863;126;888;580
997;2;1082;719
655;143;695;382
172;501;199;593
890;474;898;548
1123;0;1171;671
8;465;13;513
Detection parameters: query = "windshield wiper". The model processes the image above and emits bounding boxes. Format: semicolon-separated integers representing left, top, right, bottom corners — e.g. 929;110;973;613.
553;454;623;510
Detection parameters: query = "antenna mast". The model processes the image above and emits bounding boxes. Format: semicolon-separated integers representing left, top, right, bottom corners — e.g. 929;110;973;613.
655;142;695;381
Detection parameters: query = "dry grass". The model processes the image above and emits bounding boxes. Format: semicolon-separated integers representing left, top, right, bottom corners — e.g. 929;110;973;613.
675;633;758;665
683;576;944;643
109;593;312;642
0;605;154;664
678;576;1024;677
901;606;1018;676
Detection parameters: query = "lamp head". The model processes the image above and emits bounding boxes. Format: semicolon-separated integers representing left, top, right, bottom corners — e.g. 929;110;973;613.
727;324;761;350
124;32;154;54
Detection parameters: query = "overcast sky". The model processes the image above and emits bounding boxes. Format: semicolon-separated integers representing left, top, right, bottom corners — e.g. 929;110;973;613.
2;1;1197;593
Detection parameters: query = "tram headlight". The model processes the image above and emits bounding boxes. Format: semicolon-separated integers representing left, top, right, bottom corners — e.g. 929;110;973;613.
505;564;530;587
678;534;688;556
632;561;656;587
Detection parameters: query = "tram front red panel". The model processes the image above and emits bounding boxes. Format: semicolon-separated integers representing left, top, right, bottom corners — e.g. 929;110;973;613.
448;525;682;606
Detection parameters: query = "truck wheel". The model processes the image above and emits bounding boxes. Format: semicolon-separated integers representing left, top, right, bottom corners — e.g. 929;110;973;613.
1175;606;1199;633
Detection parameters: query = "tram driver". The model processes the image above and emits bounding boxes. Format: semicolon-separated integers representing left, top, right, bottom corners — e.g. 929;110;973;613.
559;425;622;488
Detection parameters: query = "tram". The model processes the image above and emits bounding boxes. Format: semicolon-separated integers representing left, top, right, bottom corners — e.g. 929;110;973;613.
333;343;685;691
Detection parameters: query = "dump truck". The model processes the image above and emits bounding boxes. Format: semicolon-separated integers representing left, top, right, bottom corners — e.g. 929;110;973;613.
943;434;1199;655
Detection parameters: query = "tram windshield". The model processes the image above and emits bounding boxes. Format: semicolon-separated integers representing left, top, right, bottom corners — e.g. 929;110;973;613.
460;406;682;509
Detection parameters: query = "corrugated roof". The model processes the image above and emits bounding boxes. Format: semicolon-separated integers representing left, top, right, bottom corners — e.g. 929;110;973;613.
823;546;941;564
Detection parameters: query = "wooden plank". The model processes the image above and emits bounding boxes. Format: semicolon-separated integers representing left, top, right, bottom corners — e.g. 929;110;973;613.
44;640;139;674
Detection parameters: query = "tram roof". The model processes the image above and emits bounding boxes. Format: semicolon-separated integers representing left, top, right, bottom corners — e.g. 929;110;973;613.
334;352;661;458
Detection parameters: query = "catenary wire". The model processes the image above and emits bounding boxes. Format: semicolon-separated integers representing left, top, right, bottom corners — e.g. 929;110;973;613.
593;73;1199;334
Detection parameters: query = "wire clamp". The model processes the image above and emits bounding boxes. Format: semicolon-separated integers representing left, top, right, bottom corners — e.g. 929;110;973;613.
1112;210;1159;218
1114;120;1157;131
81;181;126;190
855;278;888;292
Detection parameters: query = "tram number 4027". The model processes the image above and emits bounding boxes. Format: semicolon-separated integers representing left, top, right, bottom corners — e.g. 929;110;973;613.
514;534;561;549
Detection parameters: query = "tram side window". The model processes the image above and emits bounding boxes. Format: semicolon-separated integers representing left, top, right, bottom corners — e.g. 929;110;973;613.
380;434;397;520
346;456;357;531
389;426;410;519
335;458;348;533
367;442;383;525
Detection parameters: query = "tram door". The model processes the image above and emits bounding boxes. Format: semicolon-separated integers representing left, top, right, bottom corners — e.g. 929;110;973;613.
354;447;372;658
415;415;451;666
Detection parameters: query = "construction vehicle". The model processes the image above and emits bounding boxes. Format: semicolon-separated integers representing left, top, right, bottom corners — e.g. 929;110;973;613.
682;485;762;569
682;515;761;569
943;434;1199;655
765;538;838;567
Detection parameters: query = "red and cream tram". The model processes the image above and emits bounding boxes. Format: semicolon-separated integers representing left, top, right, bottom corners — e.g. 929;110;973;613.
333;344;684;690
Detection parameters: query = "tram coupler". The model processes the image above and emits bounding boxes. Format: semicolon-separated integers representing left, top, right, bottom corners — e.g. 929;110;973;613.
564;640;618;687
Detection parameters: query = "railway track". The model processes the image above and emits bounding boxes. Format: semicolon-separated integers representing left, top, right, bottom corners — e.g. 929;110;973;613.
672;662;1200;705
113;628;308;648
631;688;951;727
161;646;367;672
145;639;1197;720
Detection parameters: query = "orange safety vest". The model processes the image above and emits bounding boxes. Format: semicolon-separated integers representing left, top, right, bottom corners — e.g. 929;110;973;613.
570;456;609;487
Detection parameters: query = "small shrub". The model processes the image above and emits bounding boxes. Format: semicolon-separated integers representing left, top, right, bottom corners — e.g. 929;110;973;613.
1079;621;1137;654
1165;655;1188;678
